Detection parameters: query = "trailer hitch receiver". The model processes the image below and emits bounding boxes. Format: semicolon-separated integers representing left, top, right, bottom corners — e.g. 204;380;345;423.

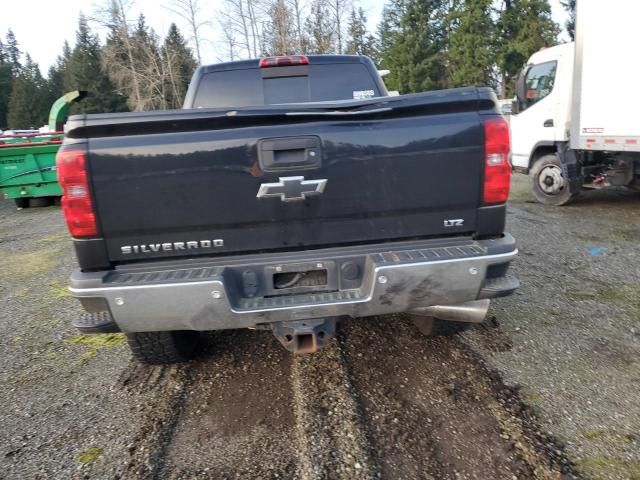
271;317;337;353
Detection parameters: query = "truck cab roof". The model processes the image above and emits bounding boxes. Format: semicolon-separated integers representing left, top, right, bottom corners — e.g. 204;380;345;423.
526;42;574;66
199;54;377;73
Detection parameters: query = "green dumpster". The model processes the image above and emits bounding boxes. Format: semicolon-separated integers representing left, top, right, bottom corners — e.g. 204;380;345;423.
0;90;86;208
0;133;65;207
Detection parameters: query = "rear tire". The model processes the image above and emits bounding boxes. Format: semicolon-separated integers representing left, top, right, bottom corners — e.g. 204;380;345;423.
410;315;471;337
29;196;54;208
126;330;199;364
529;154;578;206
14;198;29;209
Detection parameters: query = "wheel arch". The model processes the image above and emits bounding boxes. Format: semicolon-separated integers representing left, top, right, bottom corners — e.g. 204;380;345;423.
528;141;559;169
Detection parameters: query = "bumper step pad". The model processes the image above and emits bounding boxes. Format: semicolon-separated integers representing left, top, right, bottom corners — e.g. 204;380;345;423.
72;311;120;334
479;274;520;299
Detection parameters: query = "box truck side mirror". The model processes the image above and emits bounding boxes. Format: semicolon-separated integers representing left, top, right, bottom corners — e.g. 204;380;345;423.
514;65;529;113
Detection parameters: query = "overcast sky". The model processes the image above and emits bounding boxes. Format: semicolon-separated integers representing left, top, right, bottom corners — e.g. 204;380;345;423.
0;0;569;74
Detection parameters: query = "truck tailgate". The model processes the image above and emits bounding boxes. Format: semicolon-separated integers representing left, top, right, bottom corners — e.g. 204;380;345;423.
72;90;495;263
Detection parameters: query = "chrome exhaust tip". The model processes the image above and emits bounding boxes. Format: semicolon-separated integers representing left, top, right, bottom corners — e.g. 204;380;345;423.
410;299;490;324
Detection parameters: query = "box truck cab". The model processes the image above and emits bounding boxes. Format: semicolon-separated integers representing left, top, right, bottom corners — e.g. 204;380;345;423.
510;1;640;205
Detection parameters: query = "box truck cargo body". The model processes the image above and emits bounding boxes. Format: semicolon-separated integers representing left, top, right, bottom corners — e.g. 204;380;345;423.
510;0;640;205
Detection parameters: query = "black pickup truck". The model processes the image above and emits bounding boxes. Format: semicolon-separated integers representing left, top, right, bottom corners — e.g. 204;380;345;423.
58;55;518;364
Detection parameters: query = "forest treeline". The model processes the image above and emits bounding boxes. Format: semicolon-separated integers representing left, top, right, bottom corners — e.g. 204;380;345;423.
0;0;575;130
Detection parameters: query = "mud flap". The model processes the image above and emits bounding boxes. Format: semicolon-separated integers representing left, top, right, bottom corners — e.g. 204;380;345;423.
557;143;582;193
271;318;338;354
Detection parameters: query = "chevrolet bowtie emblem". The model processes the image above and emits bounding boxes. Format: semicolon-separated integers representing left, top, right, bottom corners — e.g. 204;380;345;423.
256;176;328;202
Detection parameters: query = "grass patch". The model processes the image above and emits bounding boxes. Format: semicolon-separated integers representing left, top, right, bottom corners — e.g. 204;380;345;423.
565;290;597;301
567;284;640;318
575;456;640;480
609;227;640;242
68;333;126;364
69;333;125;348
76;446;103;464
508;189;534;204
49;285;69;298
45;351;59;361
582;429;636;444
79;350;97;363
0;248;60;281
38;230;68;244
599;285;640;318
583;429;609;440
522;391;541;404
13;286;30;298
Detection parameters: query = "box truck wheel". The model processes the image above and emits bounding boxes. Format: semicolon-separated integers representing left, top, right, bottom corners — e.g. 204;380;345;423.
126;330;199;364
530;154;578;206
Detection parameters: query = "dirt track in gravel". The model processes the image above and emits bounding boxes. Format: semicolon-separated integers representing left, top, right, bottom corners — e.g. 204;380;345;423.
1;175;638;479
115;322;571;480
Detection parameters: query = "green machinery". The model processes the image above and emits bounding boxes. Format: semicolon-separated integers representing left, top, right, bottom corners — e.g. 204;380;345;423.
0;91;86;208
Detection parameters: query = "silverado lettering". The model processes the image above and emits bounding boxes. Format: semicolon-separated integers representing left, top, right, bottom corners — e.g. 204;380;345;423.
121;239;225;255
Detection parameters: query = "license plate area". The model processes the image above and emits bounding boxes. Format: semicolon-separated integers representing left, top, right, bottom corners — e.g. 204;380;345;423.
264;261;337;296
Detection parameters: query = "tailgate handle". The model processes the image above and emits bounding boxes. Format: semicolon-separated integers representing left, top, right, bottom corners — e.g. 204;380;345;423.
258;136;321;172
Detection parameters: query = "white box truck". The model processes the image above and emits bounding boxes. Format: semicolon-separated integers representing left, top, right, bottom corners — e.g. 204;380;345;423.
509;1;640;205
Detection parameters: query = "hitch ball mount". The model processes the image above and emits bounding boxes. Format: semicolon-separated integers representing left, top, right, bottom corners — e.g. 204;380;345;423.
271;317;338;354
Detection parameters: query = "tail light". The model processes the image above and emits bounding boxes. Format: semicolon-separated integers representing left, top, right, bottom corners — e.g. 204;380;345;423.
56;145;98;237
483;118;511;204
259;55;309;68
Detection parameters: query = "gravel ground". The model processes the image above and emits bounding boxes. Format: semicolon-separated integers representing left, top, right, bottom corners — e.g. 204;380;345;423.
465;175;640;480
0;176;637;479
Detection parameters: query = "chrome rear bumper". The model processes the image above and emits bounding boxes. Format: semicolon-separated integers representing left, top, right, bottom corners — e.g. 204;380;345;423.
69;236;518;333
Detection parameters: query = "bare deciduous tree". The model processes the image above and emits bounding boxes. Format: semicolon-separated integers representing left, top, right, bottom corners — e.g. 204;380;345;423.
289;0;305;52
219;18;239;61
263;0;295;55
166;0;207;63
218;0;266;58
305;0;335;53
94;1;196;111
94;0;144;110
328;0;350;53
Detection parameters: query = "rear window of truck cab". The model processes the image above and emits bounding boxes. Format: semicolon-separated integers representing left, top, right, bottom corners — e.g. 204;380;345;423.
192;63;381;108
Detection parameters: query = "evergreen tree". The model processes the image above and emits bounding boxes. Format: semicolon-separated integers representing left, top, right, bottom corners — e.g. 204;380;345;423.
163;23;198;108
346;7;377;58
496;0;559;97
46;41;72;108
304;0;335;54
0;39;13;129
561;0;576;40
377;0;408;91
5;30;21;72
1;30;22;129
383;0;449;93
377;0;406;55
7;54;48;129
64;15;128;114
447;0;495;88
